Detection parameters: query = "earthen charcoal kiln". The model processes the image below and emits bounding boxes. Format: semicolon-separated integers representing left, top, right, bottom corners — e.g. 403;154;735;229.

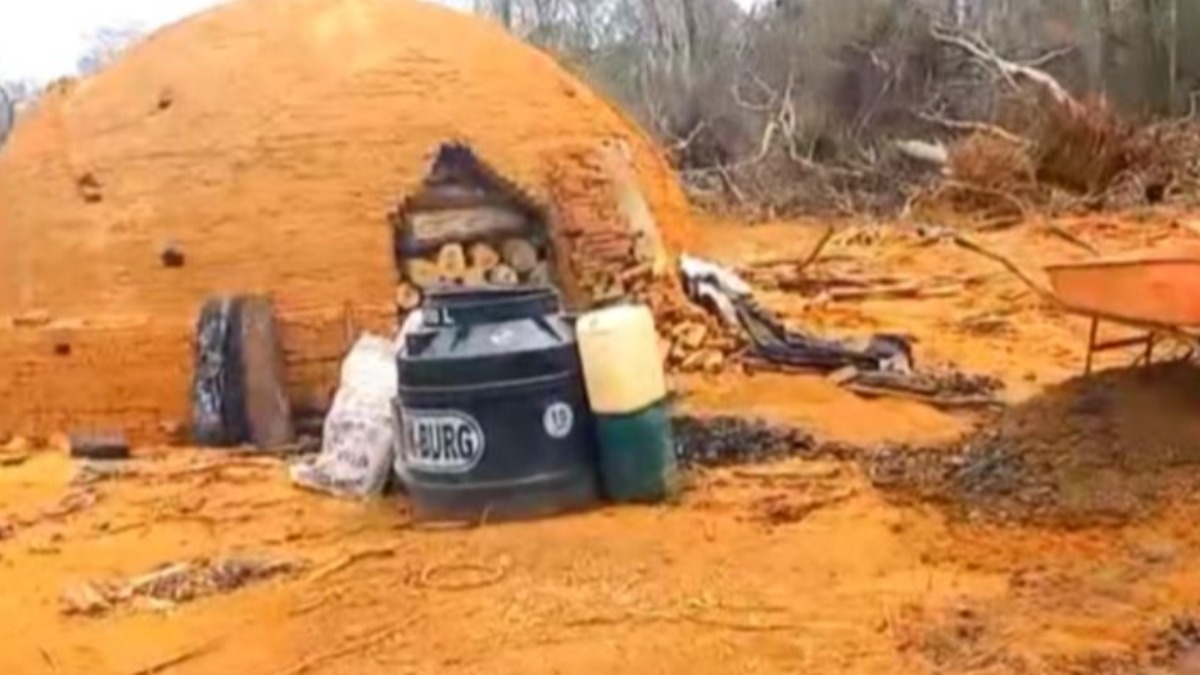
0;0;697;444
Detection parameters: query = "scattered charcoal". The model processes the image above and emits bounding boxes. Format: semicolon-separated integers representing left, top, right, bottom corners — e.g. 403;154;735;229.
863;362;1200;526
64;555;304;617
209;557;298;591
672;415;814;468
921;368;1005;398
951;442;1031;498
853;366;1005;401
125;556;302;603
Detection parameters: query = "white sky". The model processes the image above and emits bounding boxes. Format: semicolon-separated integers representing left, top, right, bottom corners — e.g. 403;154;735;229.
0;0;757;83
0;0;225;81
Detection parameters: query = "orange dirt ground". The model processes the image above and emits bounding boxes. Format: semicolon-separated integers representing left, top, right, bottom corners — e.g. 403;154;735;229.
7;211;1200;674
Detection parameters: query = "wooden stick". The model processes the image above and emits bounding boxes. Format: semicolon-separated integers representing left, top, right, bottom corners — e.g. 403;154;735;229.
797;225;836;273
1042;222;1100;255
307;546;397;584
39;647;59;672
948;233;1059;303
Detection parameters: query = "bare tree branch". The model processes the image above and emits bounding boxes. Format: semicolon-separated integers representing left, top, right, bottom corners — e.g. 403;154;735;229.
916;110;1027;145
931;25;1081;111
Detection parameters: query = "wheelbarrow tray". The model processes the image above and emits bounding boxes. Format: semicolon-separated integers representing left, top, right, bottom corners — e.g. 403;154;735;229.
1046;243;1200;328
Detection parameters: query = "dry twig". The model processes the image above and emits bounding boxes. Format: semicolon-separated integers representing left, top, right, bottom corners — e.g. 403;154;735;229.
308;546;398;584
417;561;508;591
125;638;222;675
797;225;836;273
947;233;1058;302
1042;223;1100;255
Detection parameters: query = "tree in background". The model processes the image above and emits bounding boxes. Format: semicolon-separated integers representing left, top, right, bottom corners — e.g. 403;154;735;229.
0;84;12;150
469;0;1200;215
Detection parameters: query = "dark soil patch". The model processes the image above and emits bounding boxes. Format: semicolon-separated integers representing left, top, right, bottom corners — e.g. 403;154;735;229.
671;414;816;468
865;362;1200;526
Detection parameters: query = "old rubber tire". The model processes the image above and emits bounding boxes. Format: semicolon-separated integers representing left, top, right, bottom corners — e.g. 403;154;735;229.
191;297;248;446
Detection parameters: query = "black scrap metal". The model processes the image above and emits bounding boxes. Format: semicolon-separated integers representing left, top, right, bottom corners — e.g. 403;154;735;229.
733;296;914;373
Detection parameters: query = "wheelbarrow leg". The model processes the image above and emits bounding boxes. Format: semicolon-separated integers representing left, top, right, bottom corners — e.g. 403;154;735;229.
1085;317;1099;375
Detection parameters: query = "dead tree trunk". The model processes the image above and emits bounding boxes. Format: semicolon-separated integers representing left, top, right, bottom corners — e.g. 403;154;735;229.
681;0;699;76
1087;0;1119;95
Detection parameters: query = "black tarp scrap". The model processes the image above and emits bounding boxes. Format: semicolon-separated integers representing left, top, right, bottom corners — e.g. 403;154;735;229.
191;297;249;447
679;254;914;374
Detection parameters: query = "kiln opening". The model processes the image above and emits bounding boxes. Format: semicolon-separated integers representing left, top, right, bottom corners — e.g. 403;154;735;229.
391;144;563;316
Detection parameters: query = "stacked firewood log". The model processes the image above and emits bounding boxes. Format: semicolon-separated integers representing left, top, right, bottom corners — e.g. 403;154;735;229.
394;234;554;310
390;144;555;309
640;285;745;374
392;143;740;373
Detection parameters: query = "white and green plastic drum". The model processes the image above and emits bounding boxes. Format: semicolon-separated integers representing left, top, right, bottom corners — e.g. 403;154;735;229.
577;304;679;503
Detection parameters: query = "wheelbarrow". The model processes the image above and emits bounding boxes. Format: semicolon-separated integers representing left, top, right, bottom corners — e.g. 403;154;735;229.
1044;243;1200;374
952;236;1200;375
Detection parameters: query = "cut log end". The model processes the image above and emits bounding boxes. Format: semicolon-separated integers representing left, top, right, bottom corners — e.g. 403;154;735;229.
406;258;442;288
526;262;552;286
437;243;468;278
468;242;501;272
487;264;519;286
461;265;487;287
501;238;539;274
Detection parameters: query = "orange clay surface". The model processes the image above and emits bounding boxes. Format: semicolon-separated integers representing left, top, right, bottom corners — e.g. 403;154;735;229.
6;212;1200;674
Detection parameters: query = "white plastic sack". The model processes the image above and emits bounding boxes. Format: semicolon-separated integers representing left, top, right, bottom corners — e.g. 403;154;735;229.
290;334;399;498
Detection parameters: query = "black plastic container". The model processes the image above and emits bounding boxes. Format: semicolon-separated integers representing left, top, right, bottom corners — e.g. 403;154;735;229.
395;286;600;522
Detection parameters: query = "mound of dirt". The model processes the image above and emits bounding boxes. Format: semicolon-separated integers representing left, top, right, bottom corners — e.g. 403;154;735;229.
867;362;1200;526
